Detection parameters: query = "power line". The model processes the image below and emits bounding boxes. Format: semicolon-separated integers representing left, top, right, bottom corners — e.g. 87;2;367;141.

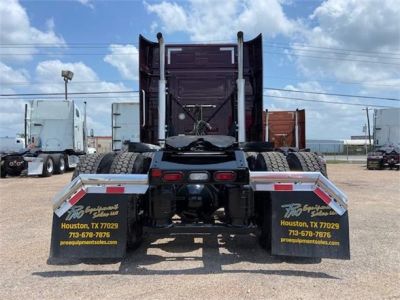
1;90;398;108
2;49;398;66
2;76;398;88
264;87;400;102
265;42;400;57
1;40;399;56
0;90;138;97
263;94;398;108
3;88;398;102
264;44;400;60
264;51;400;66
1;93;396;108
0;96;139;100
264;75;398;88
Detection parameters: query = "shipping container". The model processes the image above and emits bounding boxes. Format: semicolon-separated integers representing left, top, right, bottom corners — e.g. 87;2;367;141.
263;109;305;149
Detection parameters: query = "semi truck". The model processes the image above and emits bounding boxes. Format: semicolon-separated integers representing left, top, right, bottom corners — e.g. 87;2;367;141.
1;100;87;178
49;33;349;262
111;102;141;151
367;108;400;170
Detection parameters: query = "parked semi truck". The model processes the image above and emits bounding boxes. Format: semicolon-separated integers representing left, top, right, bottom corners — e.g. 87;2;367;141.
1;100;87;178
367;108;400;170
111;102;141;151
50;33;349;262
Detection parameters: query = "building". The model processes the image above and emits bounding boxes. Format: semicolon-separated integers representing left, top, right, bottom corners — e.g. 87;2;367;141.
307;138;373;155
87;136;112;153
306;139;344;154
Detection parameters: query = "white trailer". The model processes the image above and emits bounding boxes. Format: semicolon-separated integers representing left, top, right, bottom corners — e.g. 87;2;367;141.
112;102;140;151
373;108;400;147
1;100;87;178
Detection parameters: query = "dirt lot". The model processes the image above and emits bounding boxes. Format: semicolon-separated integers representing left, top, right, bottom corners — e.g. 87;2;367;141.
0;164;399;299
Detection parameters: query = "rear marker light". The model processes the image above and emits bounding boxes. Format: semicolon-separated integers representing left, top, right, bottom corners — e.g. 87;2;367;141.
151;168;162;178
214;171;236;181
274;183;293;191
69;189;86;206
106;186;125;194
314;187;331;205
189;172;209;181
163;172;184;182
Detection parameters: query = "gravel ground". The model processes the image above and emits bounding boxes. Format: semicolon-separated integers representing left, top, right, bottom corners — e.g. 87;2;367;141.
0;164;399;299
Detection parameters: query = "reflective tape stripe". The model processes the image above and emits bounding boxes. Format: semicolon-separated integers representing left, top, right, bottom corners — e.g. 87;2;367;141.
69;189;86;206
313;187;331;206
106;186;125;194
274;183;293;191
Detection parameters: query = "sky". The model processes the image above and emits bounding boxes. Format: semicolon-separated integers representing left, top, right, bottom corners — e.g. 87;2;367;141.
0;0;399;140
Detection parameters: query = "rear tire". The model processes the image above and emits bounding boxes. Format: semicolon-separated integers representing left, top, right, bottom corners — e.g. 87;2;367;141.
256;151;290;171
256;152;290;250
39;155;54;177
1;163;6;178
109;152;144;174
72;153;113;180
286;152;328;177
53;154;66;175
109;152;145;249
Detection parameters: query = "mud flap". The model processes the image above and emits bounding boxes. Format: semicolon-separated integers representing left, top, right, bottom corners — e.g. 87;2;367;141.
270;191;350;259
50;194;129;259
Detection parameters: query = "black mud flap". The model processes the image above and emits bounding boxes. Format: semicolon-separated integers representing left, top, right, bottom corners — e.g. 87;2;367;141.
50;194;129;259
270;191;350;260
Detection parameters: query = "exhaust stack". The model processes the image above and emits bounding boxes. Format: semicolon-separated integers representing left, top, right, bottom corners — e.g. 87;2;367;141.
237;31;246;143
157;32;166;146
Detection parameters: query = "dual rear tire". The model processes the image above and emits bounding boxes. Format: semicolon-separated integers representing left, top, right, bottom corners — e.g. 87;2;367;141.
72;151;154;249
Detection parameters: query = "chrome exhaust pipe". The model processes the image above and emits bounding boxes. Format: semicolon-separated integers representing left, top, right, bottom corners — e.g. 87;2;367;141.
237;31;246;143
157;32;166;146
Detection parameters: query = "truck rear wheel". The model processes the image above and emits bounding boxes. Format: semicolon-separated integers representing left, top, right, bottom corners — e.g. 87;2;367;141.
52;154;66;175
39;154;54;177
109;152;145;249
286;152;328;177
256;151;290;171
72;153;114;180
257;152;290;250
1;162;6;178
109;152;145;174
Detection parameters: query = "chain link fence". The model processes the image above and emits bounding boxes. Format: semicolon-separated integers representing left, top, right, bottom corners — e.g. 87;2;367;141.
307;142;372;162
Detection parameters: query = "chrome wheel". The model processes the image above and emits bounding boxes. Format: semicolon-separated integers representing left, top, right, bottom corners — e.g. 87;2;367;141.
46;158;54;173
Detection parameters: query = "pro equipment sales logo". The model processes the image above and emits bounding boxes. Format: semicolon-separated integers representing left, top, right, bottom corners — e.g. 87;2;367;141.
65;204;119;221
281;203;336;218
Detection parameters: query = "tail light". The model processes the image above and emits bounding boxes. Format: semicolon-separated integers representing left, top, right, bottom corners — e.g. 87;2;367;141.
214;171;236;181
151;168;162;178
162;172;183;182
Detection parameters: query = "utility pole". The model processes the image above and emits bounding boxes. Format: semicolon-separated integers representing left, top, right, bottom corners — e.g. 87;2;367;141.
363;107;372;150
